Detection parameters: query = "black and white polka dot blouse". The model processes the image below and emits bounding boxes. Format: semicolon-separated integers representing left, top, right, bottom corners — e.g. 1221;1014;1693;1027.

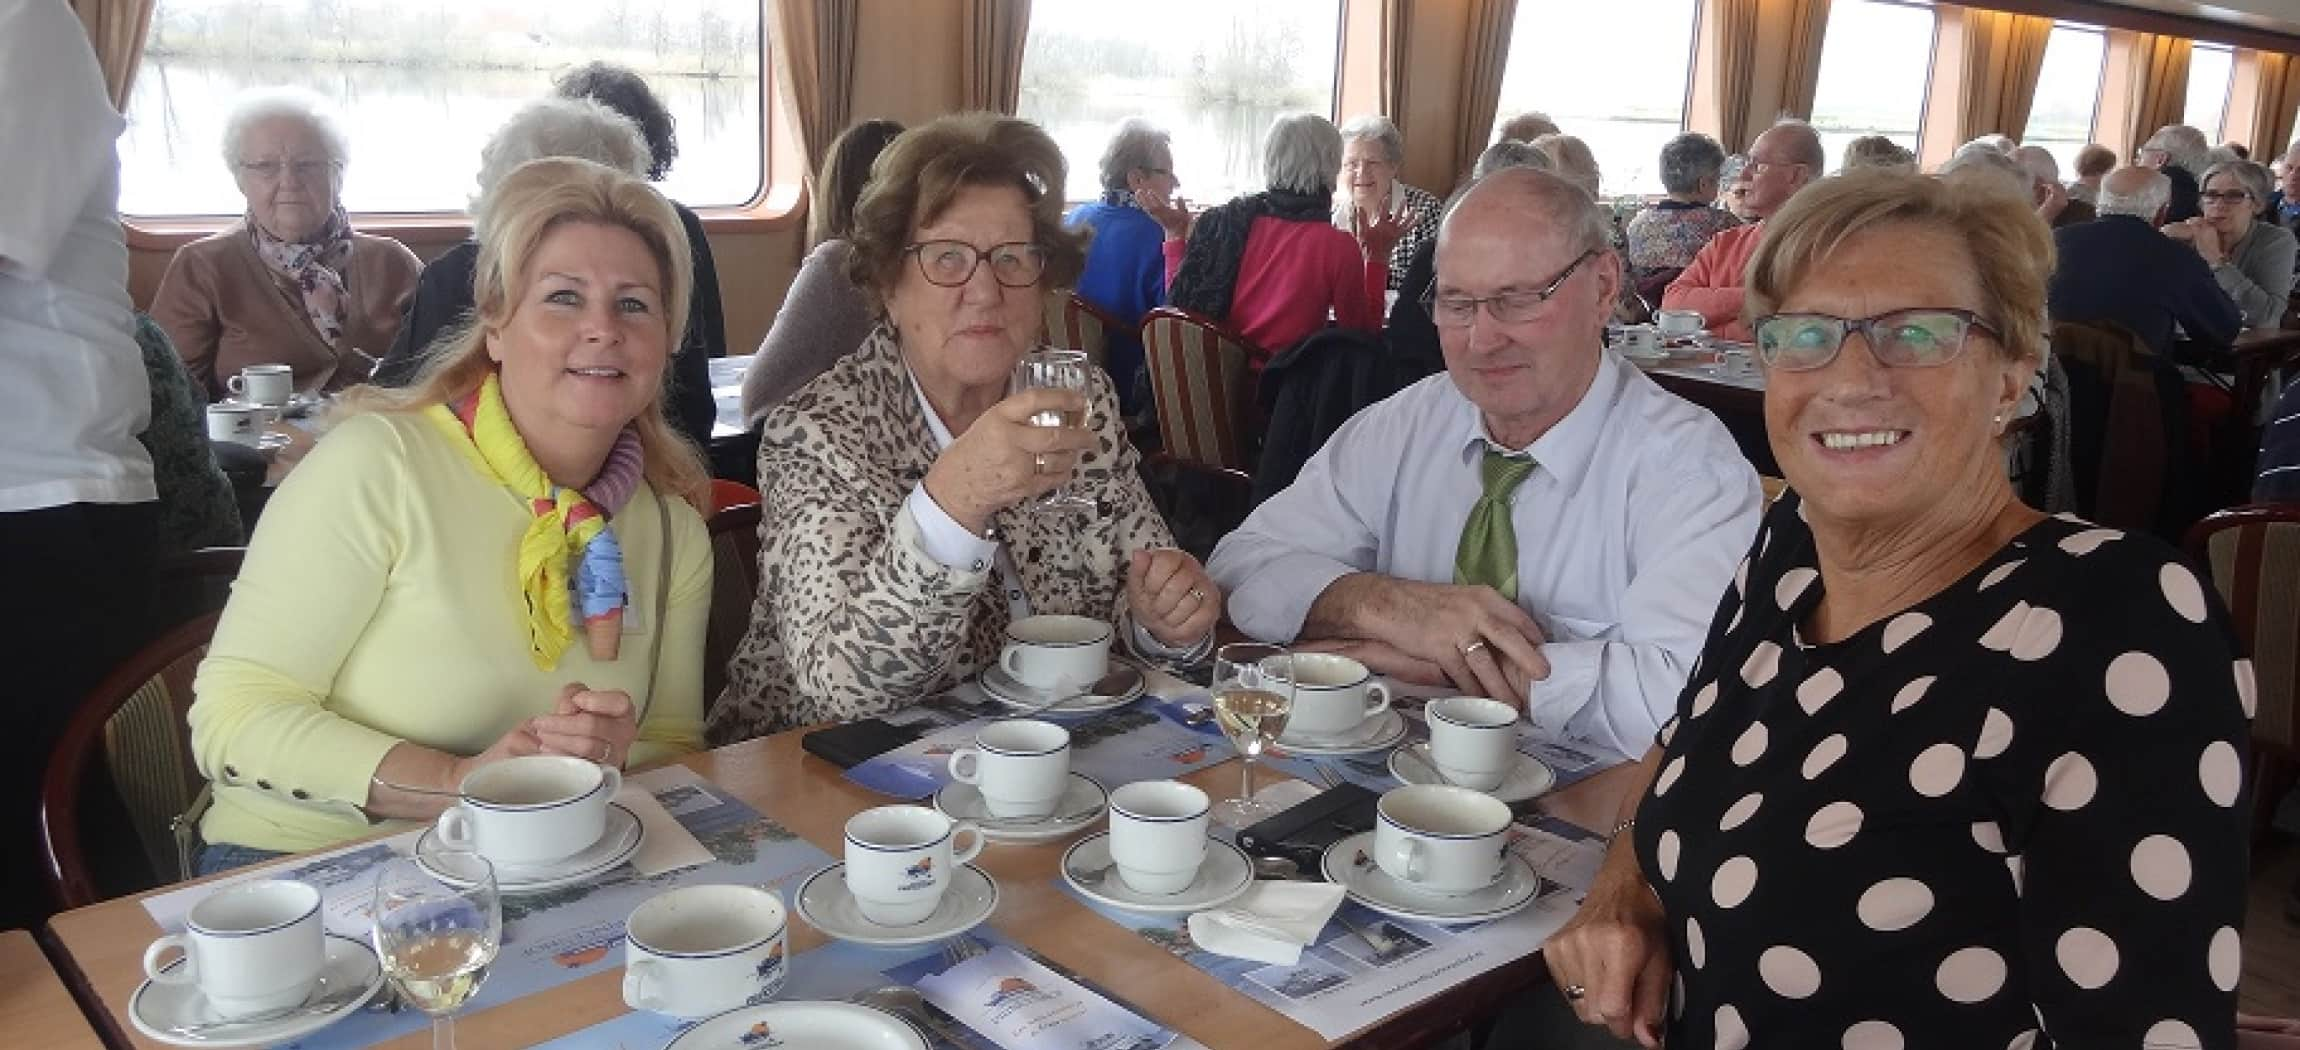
1633;494;2252;1049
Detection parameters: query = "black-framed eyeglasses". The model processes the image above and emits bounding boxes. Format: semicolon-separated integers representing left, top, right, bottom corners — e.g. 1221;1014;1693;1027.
1752;308;2000;372
1420;249;1599;328
2200;189;2253;204
904;240;1048;289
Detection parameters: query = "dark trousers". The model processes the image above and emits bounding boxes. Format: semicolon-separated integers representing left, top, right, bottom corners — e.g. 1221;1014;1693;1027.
0;501;157;929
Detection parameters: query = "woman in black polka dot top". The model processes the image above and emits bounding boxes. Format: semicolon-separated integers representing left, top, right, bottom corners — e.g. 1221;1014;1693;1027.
1543;171;2250;1048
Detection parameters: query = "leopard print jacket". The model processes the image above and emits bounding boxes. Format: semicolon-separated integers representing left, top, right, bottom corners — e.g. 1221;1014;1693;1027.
707;326;1176;743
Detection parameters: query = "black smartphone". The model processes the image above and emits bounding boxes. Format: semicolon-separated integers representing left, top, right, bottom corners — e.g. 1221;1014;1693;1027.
799;718;924;769
1234;781;1382;875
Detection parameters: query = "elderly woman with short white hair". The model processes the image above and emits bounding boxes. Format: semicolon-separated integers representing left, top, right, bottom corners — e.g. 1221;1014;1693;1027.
1333;114;1440;288
1531;133;1603;199
2140;123;2211;222
1625;132;1740;295
2165;158;2299;327
1066;116;1179;417
152;87;421;401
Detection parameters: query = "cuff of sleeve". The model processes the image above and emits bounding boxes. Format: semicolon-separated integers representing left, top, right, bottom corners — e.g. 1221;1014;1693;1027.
272;720;403;815
1524;640;1602;741
1124;608;1214;663
902;484;999;573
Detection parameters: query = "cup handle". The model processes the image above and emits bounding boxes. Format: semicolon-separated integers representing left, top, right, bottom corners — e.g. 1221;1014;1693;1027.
999;644;1027;680
143;934;195;985
598;765;623;796
1362;682;1393;719
949;821;984;866
435;806;475;850
948;747;982;785
1385;837;1427;883
622;958;666;1012
226;375;245;396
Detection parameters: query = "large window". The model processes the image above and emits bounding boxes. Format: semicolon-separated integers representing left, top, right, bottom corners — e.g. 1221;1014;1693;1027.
1808;0;1937;172
1019;0;1341;205
122;0;767;218
2024;25;2106;178
2185;43;2234;141
1487;0;1701;198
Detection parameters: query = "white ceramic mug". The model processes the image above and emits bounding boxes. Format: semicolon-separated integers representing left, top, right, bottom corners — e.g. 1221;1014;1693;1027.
1107;780;1210;895
843;805;983;926
1425;696;1521;792
623;884;789;1019
141;879;326;1019
205;402;266;445
1374;785;1513;896
227;364;294;407
1272;652;1391;738
1655;309;1705;337
435;755;621;868
999;614;1112;692
1622;324;1660;355
948;719;1071;818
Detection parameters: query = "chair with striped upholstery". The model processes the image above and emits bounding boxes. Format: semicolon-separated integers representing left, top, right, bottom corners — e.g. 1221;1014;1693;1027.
1142;307;1256;472
1042;292;1117;373
2186;503;2300;846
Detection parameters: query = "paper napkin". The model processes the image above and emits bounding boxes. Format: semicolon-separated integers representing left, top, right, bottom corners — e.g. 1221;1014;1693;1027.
1187;880;1349;965
618;785;714;876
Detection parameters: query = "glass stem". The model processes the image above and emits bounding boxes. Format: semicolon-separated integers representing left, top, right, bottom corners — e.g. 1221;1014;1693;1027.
432;1015;455;1050
1238;753;1255;804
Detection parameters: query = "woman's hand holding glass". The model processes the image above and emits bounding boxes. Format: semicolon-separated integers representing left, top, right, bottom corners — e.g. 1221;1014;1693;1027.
921;387;1097;534
1127;548;1220;648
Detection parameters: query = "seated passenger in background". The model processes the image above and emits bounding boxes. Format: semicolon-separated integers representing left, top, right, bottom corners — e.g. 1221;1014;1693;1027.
2049;166;2242;355
1624;133;1739;303
151;87;420;401
2138;123;2210;223
1334;115;1440;289
739;118;904;425
1838;134;1916;175
187;159;712;871
1664;119;1822;341
1066;117;1177;418
1530;133;1602;200
1210;168;1761;765
2014;145;2095;228
712;114;1219;742
2163;159;2297;328
1164;113;1398;369
2070;143;2116;204
1387;141;1553;366
1495;111;1561;144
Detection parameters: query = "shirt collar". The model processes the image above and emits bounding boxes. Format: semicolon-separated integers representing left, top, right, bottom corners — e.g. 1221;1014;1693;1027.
906;365;957;451
1452;349;1622;494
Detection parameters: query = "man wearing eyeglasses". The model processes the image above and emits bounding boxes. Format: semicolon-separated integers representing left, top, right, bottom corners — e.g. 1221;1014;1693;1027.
1208;168;1761;766
1660;120;1825;342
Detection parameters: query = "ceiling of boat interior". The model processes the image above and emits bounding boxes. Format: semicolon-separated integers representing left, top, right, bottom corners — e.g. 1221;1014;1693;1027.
2091;0;2300;37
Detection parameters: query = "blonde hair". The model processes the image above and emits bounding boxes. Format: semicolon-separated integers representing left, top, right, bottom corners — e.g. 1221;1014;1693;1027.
1746;171;2054;365
341;157;709;512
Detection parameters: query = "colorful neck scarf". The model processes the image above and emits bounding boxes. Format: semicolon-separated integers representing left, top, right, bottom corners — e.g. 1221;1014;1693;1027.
1100;189;1139;209
439;372;646;669
248;207;356;347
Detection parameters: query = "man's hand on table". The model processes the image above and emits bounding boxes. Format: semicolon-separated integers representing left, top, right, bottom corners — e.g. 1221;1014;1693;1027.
1307;576;1548;705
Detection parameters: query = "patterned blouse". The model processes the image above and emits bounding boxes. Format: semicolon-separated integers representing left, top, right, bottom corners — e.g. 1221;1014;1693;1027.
1625;201;1742;278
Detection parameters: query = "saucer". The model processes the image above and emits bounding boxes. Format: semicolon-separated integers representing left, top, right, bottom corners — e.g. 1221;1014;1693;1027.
131;933;383;1048
664;1000;929;1050
255;431;292;452
794;862;999;948
1319;831;1545;924
979;658;1147;715
1277;709;1409;755
1388;744;1557;803
1059;831;1253;914
414;802;643;893
934;772;1107;842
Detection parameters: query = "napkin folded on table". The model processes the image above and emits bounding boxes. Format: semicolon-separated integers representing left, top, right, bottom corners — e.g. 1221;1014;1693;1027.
615;786;715;876
1187;880;1349;965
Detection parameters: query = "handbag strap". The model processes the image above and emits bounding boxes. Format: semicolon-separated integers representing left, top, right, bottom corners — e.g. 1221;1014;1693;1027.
636;492;673;726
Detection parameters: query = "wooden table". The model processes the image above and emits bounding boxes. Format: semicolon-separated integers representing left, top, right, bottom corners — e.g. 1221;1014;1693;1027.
47;730;1639;1050
0;929;106;1050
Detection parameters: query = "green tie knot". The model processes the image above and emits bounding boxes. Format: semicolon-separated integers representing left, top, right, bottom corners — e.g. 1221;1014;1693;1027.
1455;447;1536;601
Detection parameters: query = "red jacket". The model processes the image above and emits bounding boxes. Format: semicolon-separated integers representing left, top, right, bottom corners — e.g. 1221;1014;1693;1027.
1163;216;1385;368
1662;222;1764;342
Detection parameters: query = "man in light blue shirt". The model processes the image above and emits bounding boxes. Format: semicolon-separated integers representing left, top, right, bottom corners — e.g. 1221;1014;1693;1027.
1208;168;1761;764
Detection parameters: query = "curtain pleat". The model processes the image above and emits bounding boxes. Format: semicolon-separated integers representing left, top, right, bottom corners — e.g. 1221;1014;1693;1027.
1451;0;1517;178
70;0;157;112
1706;0;1760;152
1956;7;2054;143
960;0;1033;115
1379;0;1413;120
1776;0;1832;123
2245;51;2300;159
2123;32;2193;153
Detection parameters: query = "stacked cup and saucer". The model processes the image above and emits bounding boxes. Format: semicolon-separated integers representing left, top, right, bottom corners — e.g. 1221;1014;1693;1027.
977;614;1147;716
796;805;1000;947
1268;653;1409;755
206;364;296;453
1388;696;1557;804
1060;780;1254;914
131;879;386;1047
1320;784;1545;924
411;755;643;894
934;718;1107;843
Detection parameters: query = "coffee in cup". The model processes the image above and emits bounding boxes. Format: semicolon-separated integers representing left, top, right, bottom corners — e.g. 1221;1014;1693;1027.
623;884;789;1018
843;805;983;926
1424;696;1521;791
1373;784;1513;895
998;614;1112;692
1106;780;1210;895
947;719;1071;818
227;363;295;407
142;879;326;1018
435;755;621;868
205;402;266;446
1270;652;1390;738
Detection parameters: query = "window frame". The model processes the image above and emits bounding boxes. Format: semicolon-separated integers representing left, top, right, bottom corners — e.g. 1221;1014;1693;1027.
1485;0;1705;198
2184;40;2236;140
1809;0;1941;163
2021;22;2109;158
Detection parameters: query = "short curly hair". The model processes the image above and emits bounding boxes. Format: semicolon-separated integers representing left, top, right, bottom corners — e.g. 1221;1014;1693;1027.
553;62;678;181
845;112;1088;310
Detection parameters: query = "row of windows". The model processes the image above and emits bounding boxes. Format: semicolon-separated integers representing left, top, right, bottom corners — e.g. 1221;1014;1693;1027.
115;0;2277;219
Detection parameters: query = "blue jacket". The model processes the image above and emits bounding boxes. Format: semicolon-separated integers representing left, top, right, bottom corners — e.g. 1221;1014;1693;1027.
1065;198;1166;414
2048;214;2241;356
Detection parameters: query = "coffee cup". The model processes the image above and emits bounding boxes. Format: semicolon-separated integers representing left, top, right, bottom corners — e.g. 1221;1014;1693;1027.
1271;652;1390;738
1620;324;1660;355
1106;780;1210;895
1424;696;1521;791
947;719;1071;818
227;364;295;408
998;614;1112;692
435;755;621;868
205;402;266;446
623;884;789;1019
843;805;983;926
1655;309;1705;337
141;879;325;1018
1373;784;1513;895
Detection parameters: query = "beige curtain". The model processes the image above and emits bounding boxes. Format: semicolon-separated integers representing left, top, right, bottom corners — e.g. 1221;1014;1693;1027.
2123;32;2192;153
1774;0;1832;124
1379;0;1413;119
1451;0;1517;178
1705;0;1760;152
960;0;1033;114
769;0;856;178
70;0;157;111
2245;51;2300;159
1955;8;2054;143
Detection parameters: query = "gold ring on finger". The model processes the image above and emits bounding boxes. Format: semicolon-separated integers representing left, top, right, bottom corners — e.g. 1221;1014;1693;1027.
1460;639;1488;657
1188;588;1205;604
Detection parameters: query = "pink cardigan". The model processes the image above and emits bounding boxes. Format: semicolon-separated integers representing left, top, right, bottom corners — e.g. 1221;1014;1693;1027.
1662;221;1764;343
1162;216;1385;367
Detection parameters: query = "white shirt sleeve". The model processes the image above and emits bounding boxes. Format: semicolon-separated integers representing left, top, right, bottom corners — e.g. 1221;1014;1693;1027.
0;0;121;278
901;482;999;571
1206;419;1386;641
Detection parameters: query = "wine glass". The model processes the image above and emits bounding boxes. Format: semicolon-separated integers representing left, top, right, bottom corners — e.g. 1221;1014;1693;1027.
1212;642;1294;825
371;851;500;1050
1010;348;1097;512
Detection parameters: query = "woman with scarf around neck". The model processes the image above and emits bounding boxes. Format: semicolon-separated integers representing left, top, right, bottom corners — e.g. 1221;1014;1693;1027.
186;158;712;873
1064;117;1179;419
150;88;420;401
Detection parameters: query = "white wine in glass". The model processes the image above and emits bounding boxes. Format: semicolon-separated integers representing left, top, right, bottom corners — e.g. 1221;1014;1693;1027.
372;851;500;1050
1010;348;1096;512
1213;643;1293;824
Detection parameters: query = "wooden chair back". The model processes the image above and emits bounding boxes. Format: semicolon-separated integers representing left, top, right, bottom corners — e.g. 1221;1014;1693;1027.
2188;504;2300;759
704;501;763;707
1043;292;1117;372
1142;307;1255;472
710;478;763;515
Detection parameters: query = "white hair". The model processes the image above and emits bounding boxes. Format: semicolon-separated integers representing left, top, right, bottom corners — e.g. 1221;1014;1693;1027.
2144;124;2212;174
1472;140;1551;181
1941;145;2030;199
2011;145;2059;184
2201;159;2272;204
471;98;651;230
1263;112;1343;196
221;87;349;170
1098;117;1172;191
2098;169;2171;219
1339;114;1406;166
1961;133;2017;156
1530;133;1601;199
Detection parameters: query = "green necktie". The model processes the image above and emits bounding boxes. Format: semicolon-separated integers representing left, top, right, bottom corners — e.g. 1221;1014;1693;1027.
1454;448;1537;601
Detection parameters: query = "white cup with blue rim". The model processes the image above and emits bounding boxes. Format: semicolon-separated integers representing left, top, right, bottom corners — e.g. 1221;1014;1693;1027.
1374;785;1513;895
1425;696;1520;791
948;718;1071;817
622;884;789;1018
1107;780;1210;895
141;879;326;1018
436;755;621;868
1270;652;1392;737
843;805;983;926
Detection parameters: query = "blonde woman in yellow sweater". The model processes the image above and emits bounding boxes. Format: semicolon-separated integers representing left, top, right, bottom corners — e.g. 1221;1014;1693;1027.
188;158;712;871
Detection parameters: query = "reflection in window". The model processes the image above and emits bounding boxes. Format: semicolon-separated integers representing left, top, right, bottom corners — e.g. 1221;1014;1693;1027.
2185;44;2234;141
1487;0;1700;197
1808;0;1937;173
2024;25;2106;178
122;0;766;217
1019;0;1341;204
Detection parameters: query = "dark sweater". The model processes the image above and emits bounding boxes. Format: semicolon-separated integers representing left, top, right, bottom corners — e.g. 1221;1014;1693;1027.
2047;214;2240;356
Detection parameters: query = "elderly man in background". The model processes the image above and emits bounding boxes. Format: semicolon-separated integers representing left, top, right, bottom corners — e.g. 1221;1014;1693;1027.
2070;143;2117;204
1496;111;1561;144
1661;118;1823;340
1838;135;1916;174
2015;144;2094;227
2138;123;2211;222
1209;168;1761;766
1624;132;1739;302
1334;115;1440;289
2270;141;2300;234
2048;166;2240;355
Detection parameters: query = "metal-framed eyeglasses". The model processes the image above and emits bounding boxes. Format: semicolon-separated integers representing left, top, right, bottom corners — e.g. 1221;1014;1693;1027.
237;159;337;183
1419;249;1598;328
1752;308;2001;372
904;240;1049;288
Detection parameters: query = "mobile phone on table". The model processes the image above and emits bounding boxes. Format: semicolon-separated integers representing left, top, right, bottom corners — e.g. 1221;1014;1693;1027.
799;718;924;769
1234;781;1381;875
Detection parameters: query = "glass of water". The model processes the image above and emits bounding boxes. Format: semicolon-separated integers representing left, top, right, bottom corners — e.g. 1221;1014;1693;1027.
1009;348;1097;512
371;851;500;1050
1212;643;1295;824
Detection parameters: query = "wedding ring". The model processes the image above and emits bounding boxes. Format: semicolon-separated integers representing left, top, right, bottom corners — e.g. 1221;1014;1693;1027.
1188;588;1205;604
1460;639;1489;657
1563;983;1586;1001
597;741;611;764
1033;451;1049;474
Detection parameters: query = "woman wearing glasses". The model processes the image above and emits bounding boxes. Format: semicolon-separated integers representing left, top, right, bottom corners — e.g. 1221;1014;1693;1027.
2164;159;2297;328
1541;171;2249;1047
709;114;1221;741
151;88;420;400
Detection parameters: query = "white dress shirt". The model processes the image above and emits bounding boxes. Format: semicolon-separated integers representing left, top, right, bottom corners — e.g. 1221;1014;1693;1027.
1208;352;1762;761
